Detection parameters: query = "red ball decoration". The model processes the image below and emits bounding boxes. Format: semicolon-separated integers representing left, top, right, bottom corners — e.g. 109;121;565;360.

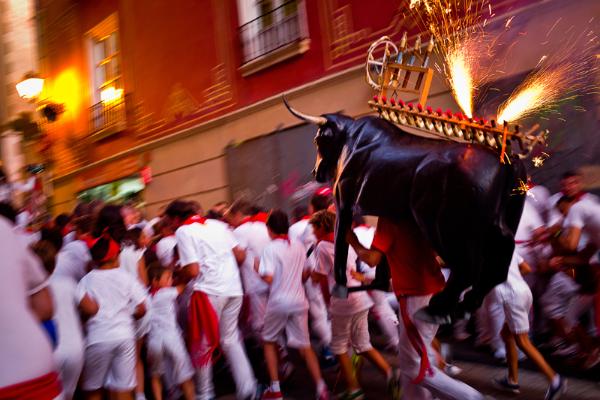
399;99;406;107
417;104;424;112
436;108;443;115
407;102;414;109
382;96;387;103
426;106;433;114
446;109;453;117
390;98;396;105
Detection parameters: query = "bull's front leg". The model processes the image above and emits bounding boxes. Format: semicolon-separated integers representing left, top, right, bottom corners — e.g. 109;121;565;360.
331;206;352;298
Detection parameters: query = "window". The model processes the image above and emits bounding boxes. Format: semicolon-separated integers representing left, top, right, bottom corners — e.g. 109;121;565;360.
237;0;309;75
87;14;121;104
86;14;126;138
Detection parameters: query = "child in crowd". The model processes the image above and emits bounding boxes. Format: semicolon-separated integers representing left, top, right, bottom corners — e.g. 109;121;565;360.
147;263;195;400
53;215;94;282
77;234;148;400
310;211;400;400
492;252;567;400
258;210;329;400
120;226;152;400
32;240;85;400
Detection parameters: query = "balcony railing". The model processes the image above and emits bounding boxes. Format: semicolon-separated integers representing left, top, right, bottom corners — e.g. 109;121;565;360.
239;0;309;65
89;94;127;140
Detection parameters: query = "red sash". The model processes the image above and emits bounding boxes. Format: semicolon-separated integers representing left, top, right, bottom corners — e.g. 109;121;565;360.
321;232;335;243
188;291;220;367
249;212;269;223
398;297;434;384
0;372;61;400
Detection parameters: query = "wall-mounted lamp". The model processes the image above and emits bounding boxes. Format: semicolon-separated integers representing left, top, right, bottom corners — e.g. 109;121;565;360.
16;72;44;101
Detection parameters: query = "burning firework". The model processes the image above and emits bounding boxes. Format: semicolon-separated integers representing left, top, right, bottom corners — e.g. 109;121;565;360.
409;0;492;118
497;28;598;124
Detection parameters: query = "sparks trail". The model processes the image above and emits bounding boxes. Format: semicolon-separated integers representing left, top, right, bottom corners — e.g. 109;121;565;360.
497;24;599;124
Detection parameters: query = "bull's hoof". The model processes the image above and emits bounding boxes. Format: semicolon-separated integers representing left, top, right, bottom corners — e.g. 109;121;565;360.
332;284;349;299
414;306;452;325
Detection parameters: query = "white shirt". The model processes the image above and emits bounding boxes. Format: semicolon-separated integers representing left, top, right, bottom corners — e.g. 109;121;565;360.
564;199;600;249
53;240;91;282
119;245;145;281
149;287;181;337
233;221;270;295
49;275;84;357
0;217;56;387
289;219;309;244
500;252;527;290
515;198;546;272
313;240;373;316
77;268;147;345
259;238;309;313
176;219;243;297
548;192;599;226
354;225;376;279
156;235;177;267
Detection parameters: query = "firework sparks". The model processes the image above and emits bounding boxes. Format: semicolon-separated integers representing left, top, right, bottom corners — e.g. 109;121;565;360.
532;152;550;168
497;26;599;124
409;0;493;118
512;179;530;196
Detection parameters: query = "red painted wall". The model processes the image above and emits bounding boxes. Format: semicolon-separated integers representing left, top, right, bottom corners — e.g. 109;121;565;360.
38;0;539;181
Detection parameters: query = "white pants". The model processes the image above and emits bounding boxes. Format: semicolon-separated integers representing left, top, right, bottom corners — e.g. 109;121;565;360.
82;339;137;391
398;295;484;400
148;332;194;384
305;281;331;348
369;290;400;349
248;292;268;337
54;343;84;400
331;310;373;355
475;292;505;352
195;295;256;400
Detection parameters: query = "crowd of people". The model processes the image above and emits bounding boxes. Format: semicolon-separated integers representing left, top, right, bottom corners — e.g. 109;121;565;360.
0;169;598;400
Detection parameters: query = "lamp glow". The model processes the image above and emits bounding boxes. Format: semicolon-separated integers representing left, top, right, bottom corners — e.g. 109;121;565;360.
100;87;123;104
16;75;44;100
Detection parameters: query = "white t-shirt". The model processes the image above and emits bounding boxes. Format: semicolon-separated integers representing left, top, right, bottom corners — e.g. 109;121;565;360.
149;287;181;337
515;198;547;272
176;219;243;297
53;240;91;282
0;217;56;388
354;225;376;280
499;251;527;290
548;192;599;226
156;235;177;267
313;240;373;316
289;219;310;245
119;245;145;281
564;199;600;249
77;268;147;345
49;275;84;357
259;238;309;313
233;221;270;295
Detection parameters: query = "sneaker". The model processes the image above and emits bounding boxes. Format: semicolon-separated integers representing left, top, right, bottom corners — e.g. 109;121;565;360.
492;376;520;394
320;346;338;369
262;389;283;400
387;368;403;400
443;364;462;377
337;389;364;400
545;375;567;400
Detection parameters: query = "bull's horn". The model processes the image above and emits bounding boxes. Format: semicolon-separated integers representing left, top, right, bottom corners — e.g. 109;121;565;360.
283;95;326;126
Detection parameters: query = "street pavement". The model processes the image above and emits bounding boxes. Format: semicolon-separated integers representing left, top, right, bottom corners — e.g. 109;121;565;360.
213;343;600;399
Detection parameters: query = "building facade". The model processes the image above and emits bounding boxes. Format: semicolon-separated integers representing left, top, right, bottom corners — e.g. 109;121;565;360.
28;0;600;215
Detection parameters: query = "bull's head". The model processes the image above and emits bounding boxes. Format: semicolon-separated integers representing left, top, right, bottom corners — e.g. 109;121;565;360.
283;97;348;183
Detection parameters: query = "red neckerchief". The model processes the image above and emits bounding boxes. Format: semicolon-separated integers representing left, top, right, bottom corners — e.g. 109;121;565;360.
189;291;221;367
301;215;311;221
183;215;206;225
357;224;370;229
574;192;586;202
321;232;335;243
249;212;269;223
150;286;161;296
273;234;290;244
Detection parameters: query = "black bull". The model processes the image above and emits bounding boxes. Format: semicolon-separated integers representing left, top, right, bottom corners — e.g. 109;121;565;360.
286;103;526;319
